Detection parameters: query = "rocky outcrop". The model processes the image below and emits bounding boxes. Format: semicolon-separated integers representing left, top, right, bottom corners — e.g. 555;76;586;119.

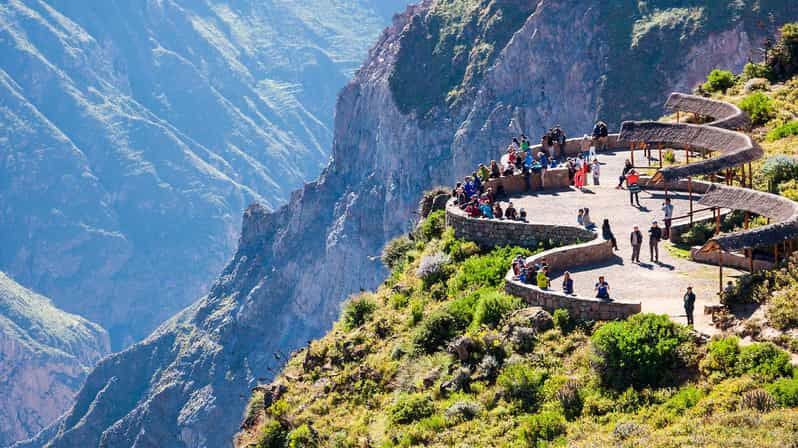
0;0;406;349
29;1;798;447
0;272;109;447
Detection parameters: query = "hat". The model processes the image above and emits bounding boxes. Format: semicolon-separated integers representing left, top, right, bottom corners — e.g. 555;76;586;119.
652;221;658;225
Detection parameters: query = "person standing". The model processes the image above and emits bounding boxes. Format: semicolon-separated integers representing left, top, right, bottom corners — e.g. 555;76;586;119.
648;221;662;262
602;219;618;250
627;170;642;207
595;276;610;300
630;225;643;263
684;286;696;326
662;198;674;240
591;158;601;185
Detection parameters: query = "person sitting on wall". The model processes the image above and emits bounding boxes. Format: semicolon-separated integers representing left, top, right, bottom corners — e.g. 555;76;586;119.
478;163;490;182
602;219;619;250
454;183;467;207
552;125;566;157
617;159;633;189
577;208;585;226
502;160;515;177
537;267;550;290
520;134;531;152
472;171;483;193
525;263;538;284
489;160;501;179
592;120;609;150
465;199;481;218
583;208;595;230
511;137;521;151
539;150;549;170
484;187;496;204
519;208;528;222
512;255;525;276
505;202;518;220
515;267;528;283
595;275;611;300
464;176;477;200
562;271;574;295
479;200;494;219
493;202;504;219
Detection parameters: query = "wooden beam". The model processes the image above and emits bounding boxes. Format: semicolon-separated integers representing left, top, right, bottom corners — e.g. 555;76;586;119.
688;177;694;226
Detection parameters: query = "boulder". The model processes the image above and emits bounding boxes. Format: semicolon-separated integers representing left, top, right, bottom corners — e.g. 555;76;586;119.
447;336;479;361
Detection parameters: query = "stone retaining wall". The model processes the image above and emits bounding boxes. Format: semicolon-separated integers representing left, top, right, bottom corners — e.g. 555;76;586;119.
446;201;595;249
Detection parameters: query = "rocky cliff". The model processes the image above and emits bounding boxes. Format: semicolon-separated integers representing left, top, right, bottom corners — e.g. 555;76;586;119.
28;1;798;447
0;0;405;349
0;272;109;447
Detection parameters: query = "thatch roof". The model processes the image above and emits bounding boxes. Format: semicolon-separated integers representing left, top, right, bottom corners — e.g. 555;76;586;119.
618;121;763;183
697;184;798;252
665;92;751;131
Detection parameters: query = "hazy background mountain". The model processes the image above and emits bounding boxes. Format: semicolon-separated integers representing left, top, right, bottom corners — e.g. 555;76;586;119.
0;0;409;349
26;1;798;448
0;272;109;447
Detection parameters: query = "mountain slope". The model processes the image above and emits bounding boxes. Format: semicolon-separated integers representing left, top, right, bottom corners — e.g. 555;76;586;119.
0;0;407;349
0;272;109;447
30;1;798;447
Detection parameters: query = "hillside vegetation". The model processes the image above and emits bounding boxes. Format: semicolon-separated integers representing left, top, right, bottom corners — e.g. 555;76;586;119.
236;210;798;447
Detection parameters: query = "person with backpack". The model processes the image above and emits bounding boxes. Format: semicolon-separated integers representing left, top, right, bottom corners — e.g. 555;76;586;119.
648;221;662;262
626;169;642;207
684;286;696;326
630;225;643;263
595;276;610;300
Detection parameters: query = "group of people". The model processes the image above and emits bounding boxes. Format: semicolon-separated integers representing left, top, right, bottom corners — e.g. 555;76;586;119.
453;177;528;221
512;254;614;301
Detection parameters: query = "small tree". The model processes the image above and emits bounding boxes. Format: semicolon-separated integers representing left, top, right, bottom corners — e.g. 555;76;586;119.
702;69;736;93
739;92;774;125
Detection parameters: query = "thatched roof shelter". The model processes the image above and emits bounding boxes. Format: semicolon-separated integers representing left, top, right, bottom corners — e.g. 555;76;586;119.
698;184;798;253
618;121;763;183
665;92;751;130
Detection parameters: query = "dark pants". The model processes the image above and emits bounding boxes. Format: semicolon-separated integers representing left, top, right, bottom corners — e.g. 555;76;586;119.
685;307;694;325
631;244;641;262
618;175;625;187
630;191;640;206
650;240;659;262
664;218;672;240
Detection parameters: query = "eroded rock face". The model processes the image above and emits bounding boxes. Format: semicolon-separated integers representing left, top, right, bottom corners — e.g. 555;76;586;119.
0;273;109;447
29;2;797;447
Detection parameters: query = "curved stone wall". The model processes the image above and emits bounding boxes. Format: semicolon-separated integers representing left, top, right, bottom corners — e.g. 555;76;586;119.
666;92;751;131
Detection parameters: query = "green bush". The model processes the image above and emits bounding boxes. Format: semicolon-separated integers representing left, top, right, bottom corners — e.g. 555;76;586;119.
552;308;573;333
766;287;798;330
590;314;690;389
417;210;446;242
497;362;547;409
680;221;714;246
288;424;317;448
778;179;798;201
447;246;532;294
257;420;288;448
738;342;792;382
389;393;435;424
700;336;741;381
413;310;460;353
343;295;377;330
662;385;704;412
767;121;798;142
382;236;415;270
409;298;425;326
762;155;798;189
742;62;773;81
470;289;522;330
739;92;775;125
766;377;798;407
663;149;676;164
702;69;736;93
517;410;566;446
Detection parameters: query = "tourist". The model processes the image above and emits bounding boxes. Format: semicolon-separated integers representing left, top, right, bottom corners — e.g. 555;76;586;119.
577;208;585;226
484;187;496;204
649;221;662;262
465;199;482;218
684;286;696;326
511;137;521;151
562;271;574;295
617;159;633;189
723;280;735;303
453;182;465;205
630;225;643;263
595;275;611;300
567;158;576;185
583;208;595;230
592;120;609;150
626;169;642;207
537;267;550;289
502;160;515;177
478;164;490;182
464;176;477;199
515;267;528;283
472;171;482;193
512;255;524;276
479;200;494;219
552;125;566;156
489;160;501;179
493;202;504;219
520;134;531;152
505;202;518;220
580;135;591;159
602;219;618;250
662;198;674;240
539;150;549;169
591;158;601;185
574;162;586;191
519;208;528;222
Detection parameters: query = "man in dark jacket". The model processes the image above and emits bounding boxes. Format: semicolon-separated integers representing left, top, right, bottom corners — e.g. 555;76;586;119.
630;225;643;263
648;221;662;262
684;286;696;326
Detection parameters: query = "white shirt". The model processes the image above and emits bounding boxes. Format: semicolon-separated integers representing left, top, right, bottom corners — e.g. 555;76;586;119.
663;203;674;219
591;162;600;176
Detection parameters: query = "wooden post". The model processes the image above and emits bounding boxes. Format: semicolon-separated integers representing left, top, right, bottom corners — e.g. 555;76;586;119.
740;164;746;188
686;145;690;165
631;142;635;166
748;248;754;273
658;144;663;169
775;244;780;264
718;250;724;297
715;208;721;235
677;111;680;123
748;162;753;187
688;177;694;226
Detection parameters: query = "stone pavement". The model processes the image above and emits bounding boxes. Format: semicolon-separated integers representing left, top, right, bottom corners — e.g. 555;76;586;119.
499;149;743;335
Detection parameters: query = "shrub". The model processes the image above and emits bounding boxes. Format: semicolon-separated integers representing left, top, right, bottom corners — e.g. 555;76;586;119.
288;424;317;448
470;289;522;330
342;295;377;330
738;342;792;382
389;393;435;424
680;221;714;246
590;314;690;389
702;69;735;93
742;62;772;81
382;236;415;270
662;385;704;412
444;294;479;329
761;155;798;190
739;92;774;125
497;361;547;408
700;336;741;381
257;420;288;448
766;377;798;407
413;310;459;353
517;410;566;446
416;210;446;242
416;252;452;288
444;400;483;422
740;389;776;412
767;120;798;142
409;299;425;326
555;379;583;420
447;246;532;294
663;149;676;164
552;308;573;332
778;179;798;201
766;287;798;330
